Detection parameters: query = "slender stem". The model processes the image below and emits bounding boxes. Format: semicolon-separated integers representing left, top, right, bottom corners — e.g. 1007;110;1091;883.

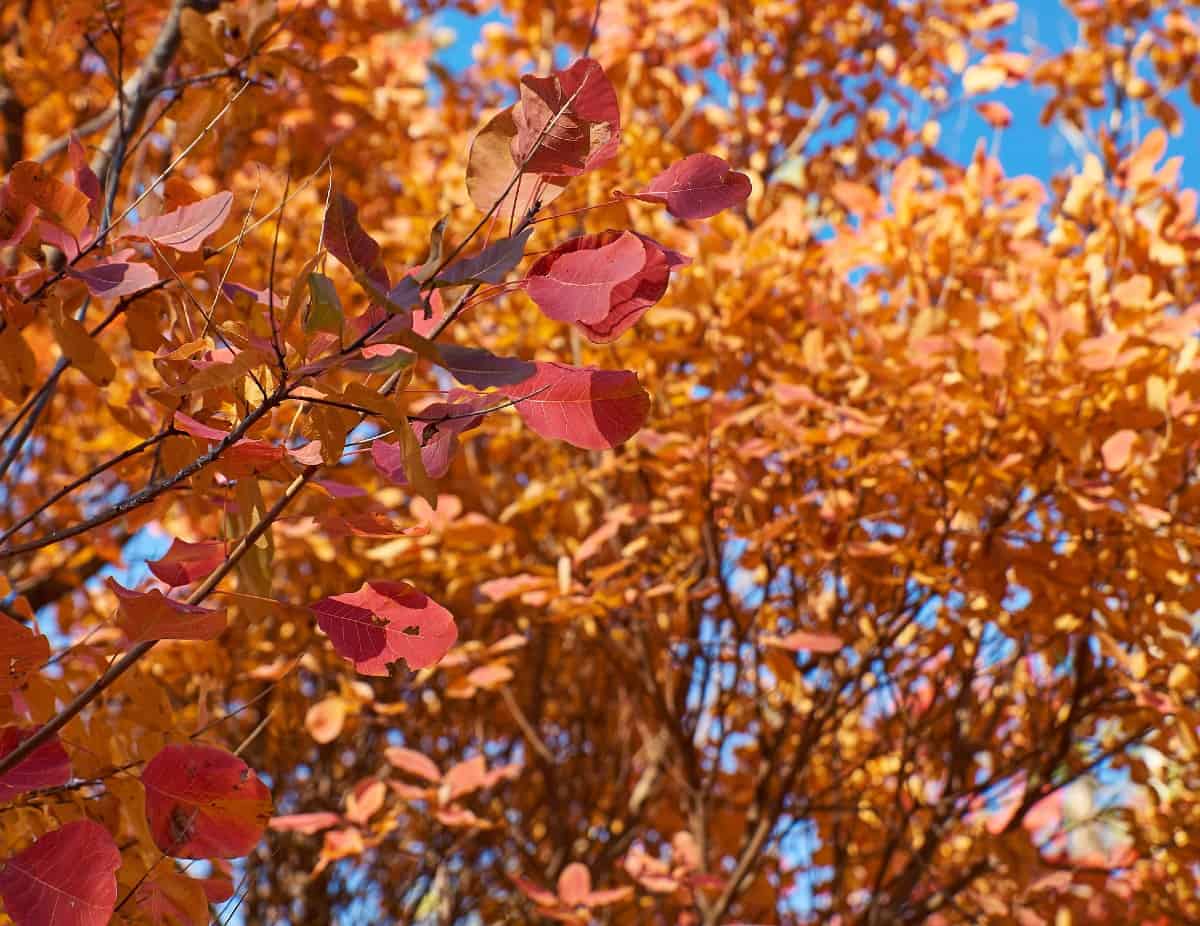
0;466;316;780
0;382;287;562
0;429;175;545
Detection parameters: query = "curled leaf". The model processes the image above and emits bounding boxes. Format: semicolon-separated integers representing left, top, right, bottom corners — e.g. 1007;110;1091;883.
512;58;621;176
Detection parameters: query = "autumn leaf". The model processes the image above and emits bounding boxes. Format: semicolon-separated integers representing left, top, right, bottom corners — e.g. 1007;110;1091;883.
305;697;347;744
147;539;225;587
141;743;272;858
106;579;227;644
466;106;568;217
525;231;647;323
268;812;342;835
0;725;71;800
0;820;120;926
500;362;651;450
511;58;621;176
66;256;159;299
434;228;533;287
311;581;458;676
761;630;844;654
122;191;233;252
323;192;390;292
436;344;536;388
627;153;752;219
525;230;688;341
0;620;50;694
386;747;443;783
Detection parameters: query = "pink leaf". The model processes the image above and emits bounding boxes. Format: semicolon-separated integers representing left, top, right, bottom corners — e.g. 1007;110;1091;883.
0;725;71;801
373;392;492;483
437;344;536;389
385;747;443;783
761;630;844;654
443;755;488;801
631;153;752;220
512;58;621;176
512;875;558;908
268;812;342;835
141;743;272;858
148;539;225;587
466;663;514;690
311;581;458;676
0;820;120;926
123;191;233;252
557;862;592;905
173;411;230;441
501;362;651;450
524;231;646;324
67;258;158;299
344;779;386;825
1101;429;1137;471
106;578;226;644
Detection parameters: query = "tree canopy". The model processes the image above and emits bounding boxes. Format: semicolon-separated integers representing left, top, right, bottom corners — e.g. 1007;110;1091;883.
1;0;1200;924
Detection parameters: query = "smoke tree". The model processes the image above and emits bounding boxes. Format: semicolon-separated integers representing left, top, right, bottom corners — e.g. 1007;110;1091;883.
1;1;1199;924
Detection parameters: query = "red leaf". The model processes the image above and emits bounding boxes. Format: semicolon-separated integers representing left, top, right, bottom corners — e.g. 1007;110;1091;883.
762;630;844;654
437;344;536;388
512;58;621;176
67;257;158;299
311;581;457;676
148;539;225;587
141;743;272;858
525;230;688;342
268;812;342;835
525;231;646;324
0;820;120;926
501;362;651;450
385;746;442;783
323;192;390;292
106;579;226;644
0;725;71;800
631;153;752;219
123;191;233;252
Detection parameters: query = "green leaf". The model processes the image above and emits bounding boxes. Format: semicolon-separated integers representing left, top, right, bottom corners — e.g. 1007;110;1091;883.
305;273;344;334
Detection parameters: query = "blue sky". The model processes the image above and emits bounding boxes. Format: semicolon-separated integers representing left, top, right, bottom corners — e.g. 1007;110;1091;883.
431;0;1200;189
